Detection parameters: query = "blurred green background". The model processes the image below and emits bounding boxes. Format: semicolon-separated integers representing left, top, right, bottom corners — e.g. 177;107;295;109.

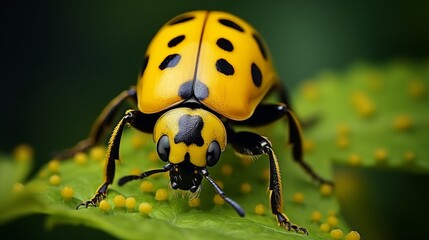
1;0;429;239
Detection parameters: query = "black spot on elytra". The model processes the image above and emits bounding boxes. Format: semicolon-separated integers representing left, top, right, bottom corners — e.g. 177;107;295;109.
178;80;193;99
218;19;244;32
169;15;195;25
178;80;209;100
216;58;234;76
174;114;204;146
168;35;185;48
195;81;209;100
216;38;234;52
252;33;267;60
140;55;149;76
251;63;263;87
159;54;181;70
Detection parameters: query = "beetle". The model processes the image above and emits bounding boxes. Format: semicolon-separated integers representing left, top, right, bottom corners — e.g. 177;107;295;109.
57;10;332;234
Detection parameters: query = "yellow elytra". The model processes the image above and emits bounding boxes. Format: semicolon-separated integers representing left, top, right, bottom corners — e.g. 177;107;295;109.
137;11;277;121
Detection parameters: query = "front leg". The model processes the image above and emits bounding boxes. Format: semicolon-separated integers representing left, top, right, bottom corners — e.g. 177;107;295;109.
76;109;149;209
228;129;308;234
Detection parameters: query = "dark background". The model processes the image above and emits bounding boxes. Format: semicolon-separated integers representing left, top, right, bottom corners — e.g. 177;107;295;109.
1;1;429;239
2;0;428;166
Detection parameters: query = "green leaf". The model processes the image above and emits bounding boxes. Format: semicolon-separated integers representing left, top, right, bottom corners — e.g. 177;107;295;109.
295;60;429;170
294;59;429;239
0;148;45;225
5;59;428;239
25;126;343;240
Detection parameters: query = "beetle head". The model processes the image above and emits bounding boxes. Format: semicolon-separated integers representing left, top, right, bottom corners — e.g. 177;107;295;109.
153;107;227;191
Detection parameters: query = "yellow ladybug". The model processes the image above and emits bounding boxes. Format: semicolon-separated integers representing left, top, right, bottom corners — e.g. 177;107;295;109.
58;10;331;235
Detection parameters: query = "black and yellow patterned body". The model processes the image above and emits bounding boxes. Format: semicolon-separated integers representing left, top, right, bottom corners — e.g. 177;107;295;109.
58;11;332;235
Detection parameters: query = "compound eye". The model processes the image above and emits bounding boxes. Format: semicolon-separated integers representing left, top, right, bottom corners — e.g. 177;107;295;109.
157;135;170;162
206;141;221;167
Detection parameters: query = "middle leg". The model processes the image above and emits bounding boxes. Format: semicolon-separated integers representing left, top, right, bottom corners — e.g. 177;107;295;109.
227;128;308;234
232;103;332;185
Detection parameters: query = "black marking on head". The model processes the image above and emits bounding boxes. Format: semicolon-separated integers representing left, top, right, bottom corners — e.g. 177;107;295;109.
251;63;263;87
169;15;195;25
178;80;193;100
216;38;234;52
140;55;149;76
159;54;181;70
216;58;235;76
168;35;185;48
195;81;209;101
175;114;204;146
218;19;244;32
252;33;267;60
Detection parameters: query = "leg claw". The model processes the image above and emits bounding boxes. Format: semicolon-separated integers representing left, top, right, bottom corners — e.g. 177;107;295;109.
280;221;308;235
277;214;308;235
75;193;104;210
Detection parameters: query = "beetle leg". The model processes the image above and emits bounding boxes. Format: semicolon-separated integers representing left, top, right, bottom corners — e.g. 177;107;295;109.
283;107;333;185
227;129;307;234
230;104;332;186
274;82;319;128
117;163;172;186
55;87;137;159
76;109;148;209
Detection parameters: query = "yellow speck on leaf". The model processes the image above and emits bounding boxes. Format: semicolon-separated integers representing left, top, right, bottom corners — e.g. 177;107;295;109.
320;183;333;197
213;194;225;205
99;200;111;212
327;216;339;227
113;195;126;208
351;91;375;118
404;151;416;163
138;202;152;215
345;230;361;240
221;164;233;176
90;146;105;161
13;183;24;193
330;229;344;239
125;197;136;210
13;144;34;162
48;159;60;173
74;152;87;165
240;182;252;194
320;223;330;232
311;210;322;222
336;136;349;149
60;186;74;200
140;181;154;193
155;188;169;201
188;198;201;207
348;153;361;166
49;174;60;186
393;114;412;131
374;148;388;163
254;204;266;215
303;139;315;153
292;192;305;204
